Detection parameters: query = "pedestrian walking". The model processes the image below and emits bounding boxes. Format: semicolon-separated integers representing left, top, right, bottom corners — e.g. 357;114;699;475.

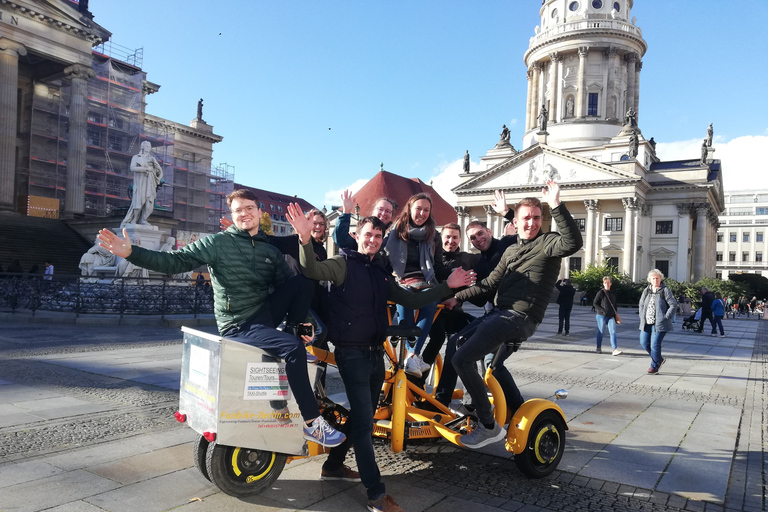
593;276;621;355
638;269;678;374
711;292;726;337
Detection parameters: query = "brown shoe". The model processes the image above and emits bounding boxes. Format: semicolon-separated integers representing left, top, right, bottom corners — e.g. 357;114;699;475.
367;494;405;512
320;464;361;482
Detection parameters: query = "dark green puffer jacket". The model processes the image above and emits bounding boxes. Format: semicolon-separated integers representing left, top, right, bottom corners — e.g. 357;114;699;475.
455;203;583;324
126;226;291;334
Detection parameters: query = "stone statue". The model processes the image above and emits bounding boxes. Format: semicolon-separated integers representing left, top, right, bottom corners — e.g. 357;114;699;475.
121;141;163;227
197;98;204;120
648;137;656;150
463;150;470;173
500;124;510;142
628;132;639;158
538;104;548;132
566;97;574;118
701;139;708;164
706;123;713;147
79;238;116;276
624;108;637;127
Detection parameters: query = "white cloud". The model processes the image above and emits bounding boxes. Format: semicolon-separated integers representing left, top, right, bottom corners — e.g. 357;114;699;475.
656;134;768;192
322;178;368;210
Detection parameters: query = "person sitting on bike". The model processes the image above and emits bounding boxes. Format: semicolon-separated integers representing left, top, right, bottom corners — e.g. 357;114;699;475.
97;189;346;448
443;180;582;449
384;193;449;378
286;205;474;512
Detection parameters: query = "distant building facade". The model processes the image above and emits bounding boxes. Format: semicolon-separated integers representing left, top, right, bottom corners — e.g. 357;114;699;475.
452;0;724;283
233;184;317;236
716;191;768;280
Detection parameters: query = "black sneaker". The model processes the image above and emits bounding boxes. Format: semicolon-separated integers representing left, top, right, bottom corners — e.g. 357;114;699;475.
320;464;361;482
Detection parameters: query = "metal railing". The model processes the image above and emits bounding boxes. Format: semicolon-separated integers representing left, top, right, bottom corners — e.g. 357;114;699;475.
0;273;213;317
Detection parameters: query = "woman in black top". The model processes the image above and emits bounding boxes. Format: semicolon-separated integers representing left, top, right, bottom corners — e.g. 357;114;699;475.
593;276;622;355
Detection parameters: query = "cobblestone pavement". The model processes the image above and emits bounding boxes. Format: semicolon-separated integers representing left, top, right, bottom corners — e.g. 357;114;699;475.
0;309;764;512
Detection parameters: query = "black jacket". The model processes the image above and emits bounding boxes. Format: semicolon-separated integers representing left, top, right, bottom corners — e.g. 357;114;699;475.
593;288;618;317
556;281;576;306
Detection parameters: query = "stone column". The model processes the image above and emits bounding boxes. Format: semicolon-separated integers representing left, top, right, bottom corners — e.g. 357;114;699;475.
0;39;27;211
604;47;618;119
625;53;637;113
632;201;642;281
693;204;709;281
622;197;638;277
483;205;496;237
538;63;546;114
64;64;95;216
634;60;642;124
455;206;468;251
525;66;534;131
584;199;599;266
531;63;541;130
548;53;560;124
676;203;692;281
576;46;588;118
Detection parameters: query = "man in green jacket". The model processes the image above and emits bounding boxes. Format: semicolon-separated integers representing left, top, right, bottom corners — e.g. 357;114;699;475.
96;189;345;448
443;180;583;449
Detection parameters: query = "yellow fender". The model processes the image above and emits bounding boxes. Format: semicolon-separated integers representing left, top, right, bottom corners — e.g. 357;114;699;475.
505;399;567;455
390;369;408;453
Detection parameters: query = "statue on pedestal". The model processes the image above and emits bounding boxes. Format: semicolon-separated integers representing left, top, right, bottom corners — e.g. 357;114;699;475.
624;107;637;127
197;98;204;121
79;238;116;276
701;139;708;165
566;97;574;118
538;104;548;132
121;141;163;227
628;132;639;158
463;150;470;173
706;123;713;147
500;124;510;143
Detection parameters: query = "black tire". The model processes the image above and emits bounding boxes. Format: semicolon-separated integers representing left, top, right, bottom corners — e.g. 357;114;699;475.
205;442;287;497
514;410;566;479
193;434;211;482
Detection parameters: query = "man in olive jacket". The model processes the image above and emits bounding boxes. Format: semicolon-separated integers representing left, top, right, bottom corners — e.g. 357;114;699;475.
96;189;345;448
443;180;583;449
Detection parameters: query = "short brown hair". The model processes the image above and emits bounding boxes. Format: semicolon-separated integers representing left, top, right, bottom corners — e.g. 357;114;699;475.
357;216;386;234
465;220;488;231
227;189;258;208
442;222;461;233
515;197;542;215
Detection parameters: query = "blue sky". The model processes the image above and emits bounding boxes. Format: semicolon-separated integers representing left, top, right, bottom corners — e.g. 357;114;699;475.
91;0;768;210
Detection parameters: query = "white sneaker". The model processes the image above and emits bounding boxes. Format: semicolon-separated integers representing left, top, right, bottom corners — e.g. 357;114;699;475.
404;355;422;377
612;349;623;356
414;354;431;373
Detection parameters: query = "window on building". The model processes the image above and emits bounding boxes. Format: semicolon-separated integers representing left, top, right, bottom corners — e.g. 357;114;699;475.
575;218;586;232
605;217;623;231
655;260;669;278
729;252;736;262
716;252;723;262
729;207;753;216
259;201;264;209
87;129;103;148
731;195;755;204
743;252;750;262
758;232;764;242
605;257;619;269
757;252;763;263
730;232;737;243
717;233;724;242
87;112;104;124
588;93;598;116
743;233;750;243
569;257;582;273
757;207;768;216
655;221;673;234
277;205;283;212
108;134;122;152
270;204;275;211
716;272;722;280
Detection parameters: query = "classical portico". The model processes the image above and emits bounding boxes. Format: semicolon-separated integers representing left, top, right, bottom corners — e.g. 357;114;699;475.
0;0;109;213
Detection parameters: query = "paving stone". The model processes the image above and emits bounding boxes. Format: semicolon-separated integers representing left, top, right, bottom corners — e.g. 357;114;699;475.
88;444;192;485
0;469;120;512
0;459;64;488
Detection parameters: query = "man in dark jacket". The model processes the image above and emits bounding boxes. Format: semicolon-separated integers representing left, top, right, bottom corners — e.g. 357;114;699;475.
556;279;576;335
443;180;583;449
697;287;715;333
97;189;345;448
287;205;474;512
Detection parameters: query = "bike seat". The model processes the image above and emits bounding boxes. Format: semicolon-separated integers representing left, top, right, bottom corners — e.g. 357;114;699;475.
386;325;422;339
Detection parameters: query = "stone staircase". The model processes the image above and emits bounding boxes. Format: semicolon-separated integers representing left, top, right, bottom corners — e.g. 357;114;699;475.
0;212;92;276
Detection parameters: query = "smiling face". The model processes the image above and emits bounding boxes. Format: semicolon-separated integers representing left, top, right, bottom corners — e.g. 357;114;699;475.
372;200;394;225
310;214;326;242
466;225;493;252
409;199;431;227
230;198;260;235
514;205;543;240
442;228;461;253
356;221;384;257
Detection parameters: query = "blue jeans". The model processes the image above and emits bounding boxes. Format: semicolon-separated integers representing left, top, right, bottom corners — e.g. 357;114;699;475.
396;300;438;354
334;346;386;501
596;314;617;350
712;315;724;335
639;324;667;370
452;309;537;426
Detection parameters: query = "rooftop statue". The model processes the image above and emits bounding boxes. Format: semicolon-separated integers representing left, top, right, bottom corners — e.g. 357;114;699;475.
706;123;713;147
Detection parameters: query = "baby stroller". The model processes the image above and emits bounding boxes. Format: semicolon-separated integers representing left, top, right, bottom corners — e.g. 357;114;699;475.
682;308;701;332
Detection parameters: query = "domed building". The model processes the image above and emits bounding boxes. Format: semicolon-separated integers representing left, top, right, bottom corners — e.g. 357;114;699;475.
453;0;723;283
